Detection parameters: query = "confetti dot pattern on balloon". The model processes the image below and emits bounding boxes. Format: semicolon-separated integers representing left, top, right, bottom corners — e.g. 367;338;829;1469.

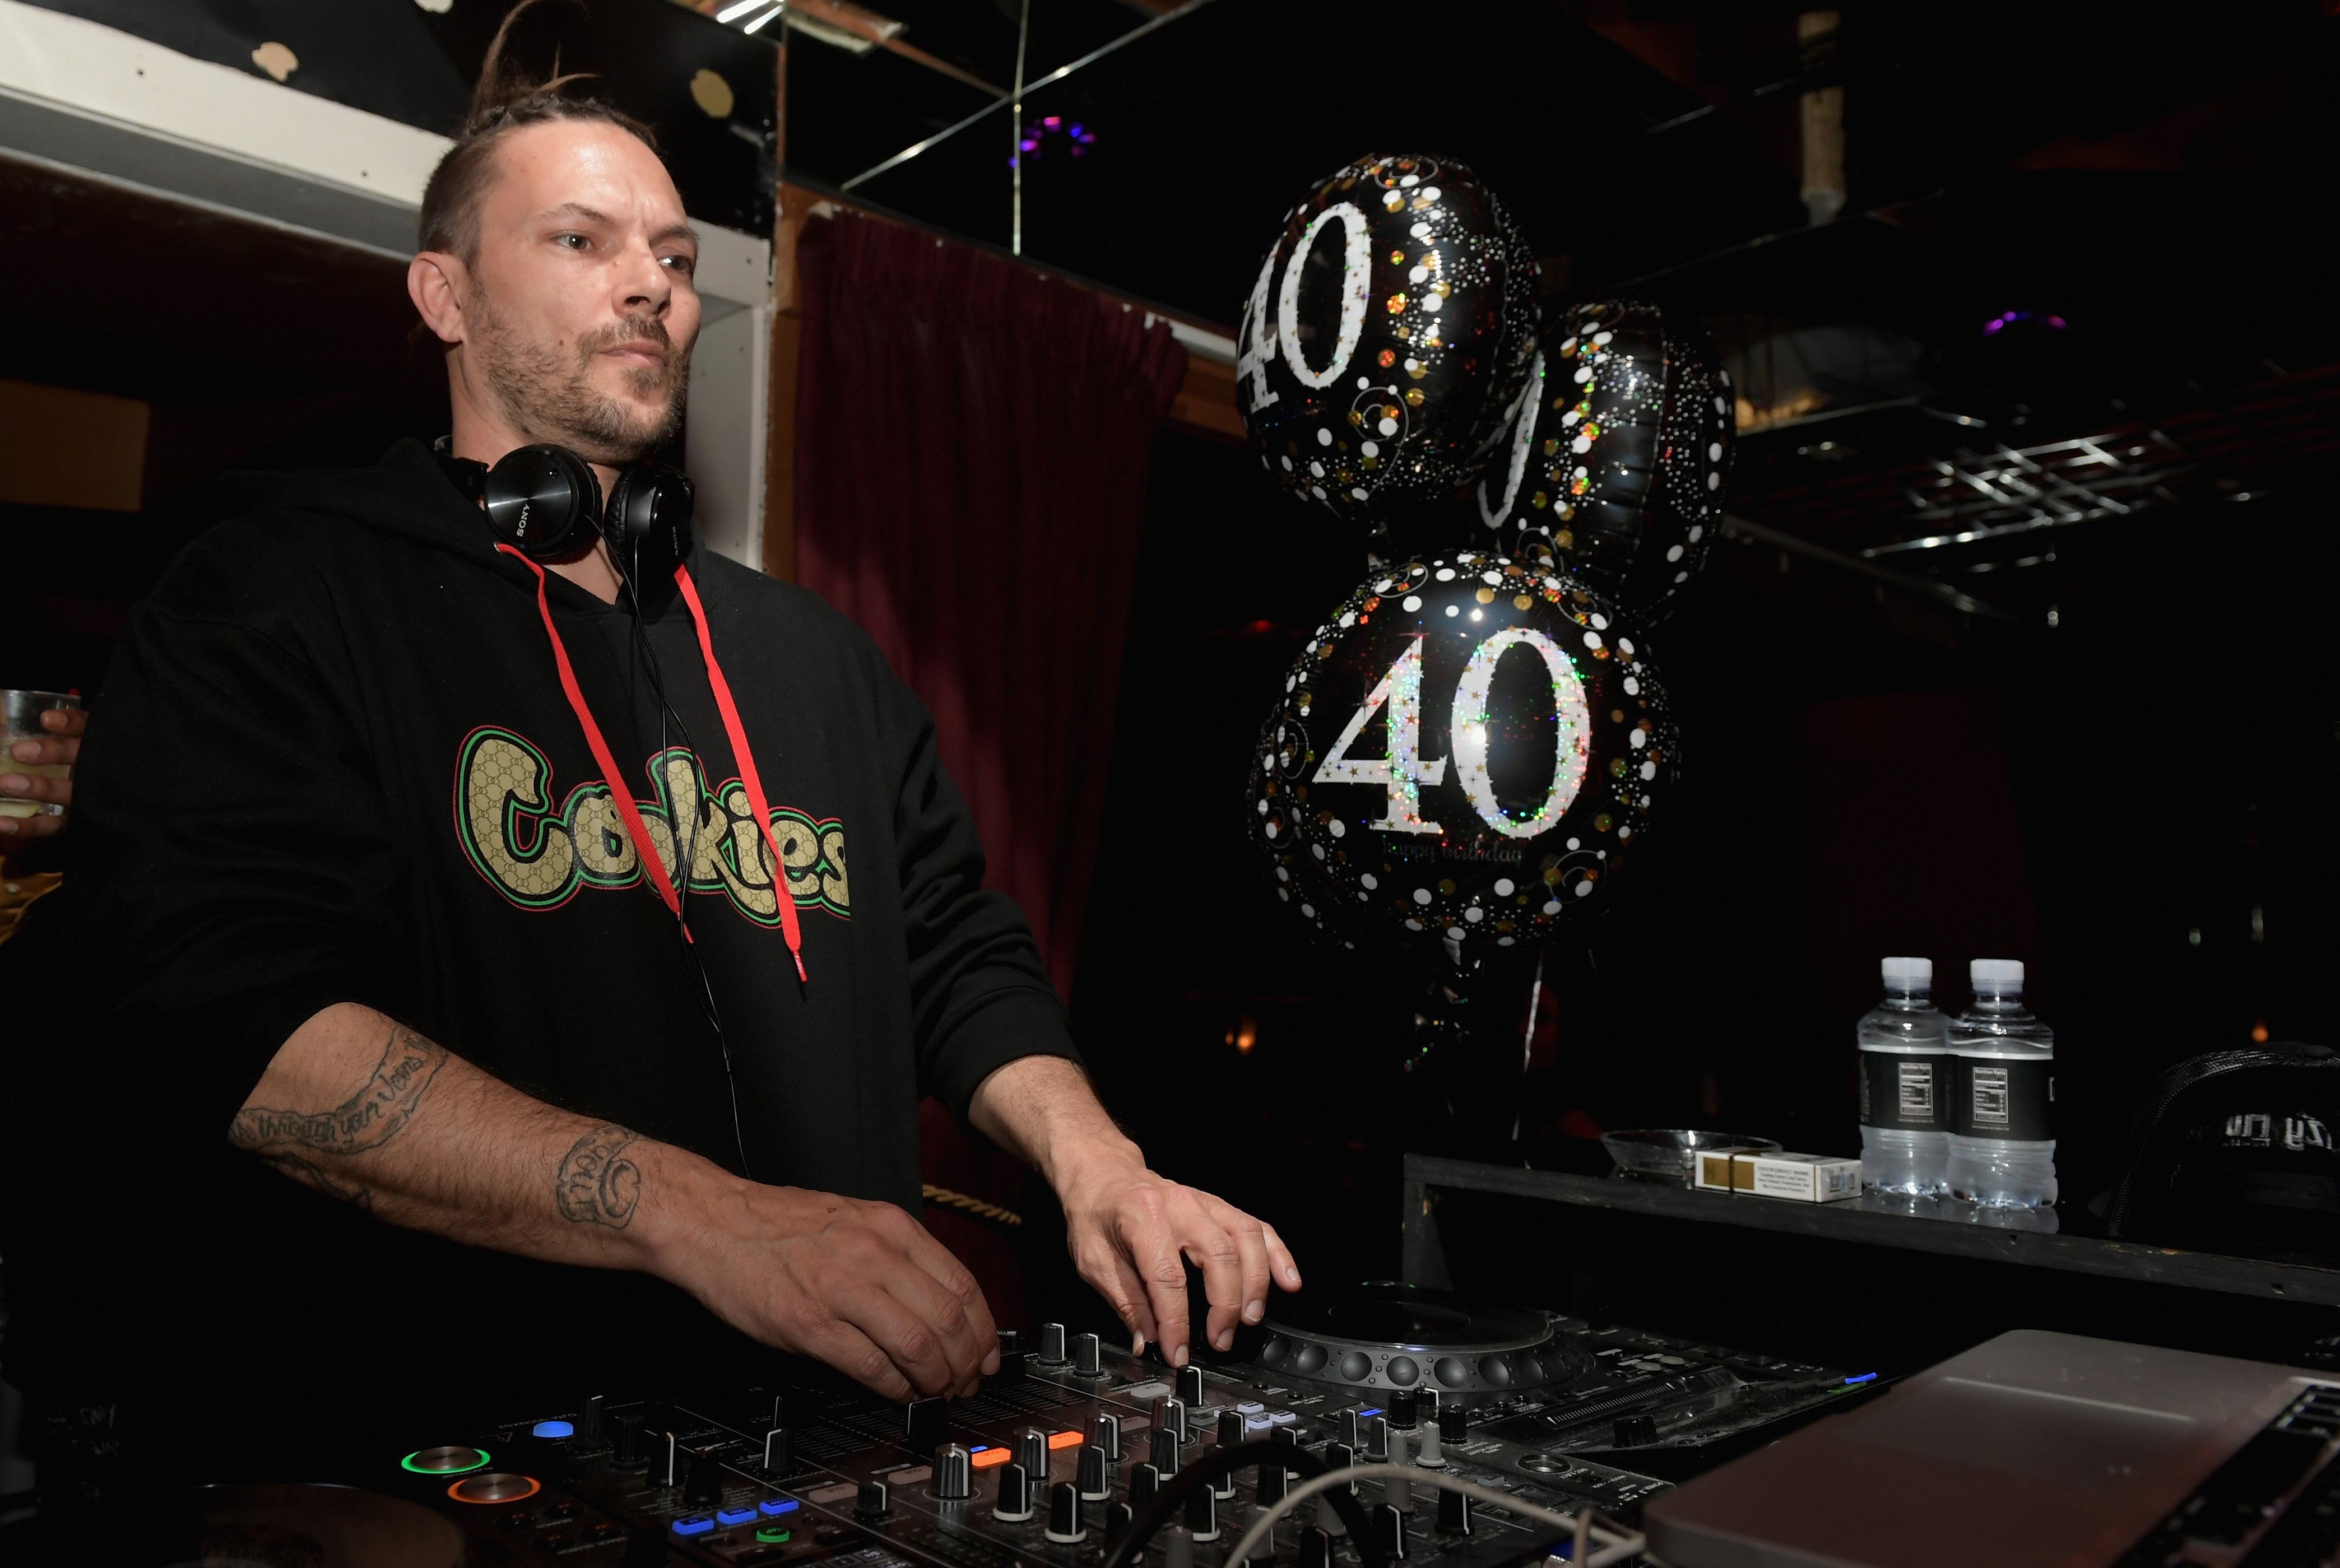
1475;299;1735;616
1236;155;1540;534
1244;552;1679;957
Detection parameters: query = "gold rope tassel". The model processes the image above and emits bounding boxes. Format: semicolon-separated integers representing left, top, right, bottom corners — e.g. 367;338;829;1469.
921;1183;1024;1227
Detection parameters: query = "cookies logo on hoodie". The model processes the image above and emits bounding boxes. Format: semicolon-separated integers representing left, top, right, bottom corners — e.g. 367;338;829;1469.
454;726;848;924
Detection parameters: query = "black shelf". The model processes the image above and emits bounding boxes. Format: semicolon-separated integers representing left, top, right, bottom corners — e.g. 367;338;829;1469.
1400;1153;2340;1309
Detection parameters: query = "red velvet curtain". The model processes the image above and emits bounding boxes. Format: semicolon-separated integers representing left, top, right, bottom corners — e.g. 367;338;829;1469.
793;210;1187;1320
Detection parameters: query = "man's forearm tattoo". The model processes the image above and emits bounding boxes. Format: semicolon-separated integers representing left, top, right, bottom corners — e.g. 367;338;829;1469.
229;1022;448;1208
556;1124;643;1228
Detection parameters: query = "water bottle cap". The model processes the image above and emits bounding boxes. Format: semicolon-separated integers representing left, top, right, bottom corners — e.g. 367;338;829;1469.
1880;956;1933;986
1971;958;2025;991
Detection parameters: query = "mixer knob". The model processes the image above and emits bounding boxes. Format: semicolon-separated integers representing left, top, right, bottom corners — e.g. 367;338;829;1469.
578;1394;605;1446
1091;1411;1121;1462
1437;1404;1469;1443
997;1329;1021;1355
1218;1409;1243;1448
1270;1425;1299;1448
1417;1422;1442;1465
1078;1444;1111;1502
1157;1396;1188;1445
1044;1481;1087;1544
1613;1413;1656;1448
1385;1432;1413;1511
1106;1501;1135;1539
1237;1505;1277;1565
1326;1441;1356;1490
611;1413;644;1468
1185;1485;1220;1543
684;1448;726;1505
1336;1409;1359;1448
1038;1323;1069;1365
1377;1503;1410;1560
1177;1365;1206;1408
654;1430;681;1490
1257;1461;1287;1505
1075;1332;1103;1377
936;1444;973;1501
1300;1527;1335;1568
1437;1486;1472;1536
993;1462;1035;1523
762;1427;792;1476
1389;1390;1420;1430
1366;1416;1390;1460
1164;1524;1195;1568
1018;1427;1050;1481
856;1481;890;1520
1129;1462;1161;1508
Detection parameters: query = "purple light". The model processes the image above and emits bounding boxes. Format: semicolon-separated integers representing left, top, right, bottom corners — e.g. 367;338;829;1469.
1043;115;1061;128
1982;310;2069;337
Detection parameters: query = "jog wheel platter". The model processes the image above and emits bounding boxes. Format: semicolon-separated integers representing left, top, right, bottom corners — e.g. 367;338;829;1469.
1256;1281;1594;1404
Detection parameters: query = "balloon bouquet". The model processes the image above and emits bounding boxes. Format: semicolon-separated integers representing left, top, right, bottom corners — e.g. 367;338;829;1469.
1232;153;1733;1138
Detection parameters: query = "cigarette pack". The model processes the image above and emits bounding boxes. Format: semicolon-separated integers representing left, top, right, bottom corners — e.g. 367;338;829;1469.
1693;1150;1863;1202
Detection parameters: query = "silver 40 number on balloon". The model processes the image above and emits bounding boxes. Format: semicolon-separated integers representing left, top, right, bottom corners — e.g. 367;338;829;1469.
1248;553;1677;956
1236;155;1539;533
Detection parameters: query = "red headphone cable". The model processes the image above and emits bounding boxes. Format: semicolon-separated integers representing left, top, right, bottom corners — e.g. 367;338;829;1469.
496;544;809;985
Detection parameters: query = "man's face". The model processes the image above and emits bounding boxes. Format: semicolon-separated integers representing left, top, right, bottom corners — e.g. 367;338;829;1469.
462;120;702;464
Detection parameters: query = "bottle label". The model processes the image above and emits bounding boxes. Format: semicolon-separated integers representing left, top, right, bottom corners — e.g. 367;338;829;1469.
1860;1052;1951;1131
1956;1057;2053;1140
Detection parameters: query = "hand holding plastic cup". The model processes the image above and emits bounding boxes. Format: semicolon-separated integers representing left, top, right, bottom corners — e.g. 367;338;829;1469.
2;690;83;822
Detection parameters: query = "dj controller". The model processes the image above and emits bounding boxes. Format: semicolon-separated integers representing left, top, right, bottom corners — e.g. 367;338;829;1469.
127;1286;1878;1568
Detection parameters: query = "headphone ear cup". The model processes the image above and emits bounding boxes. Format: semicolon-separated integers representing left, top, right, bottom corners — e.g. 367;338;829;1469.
483;445;602;560
604;464;695;574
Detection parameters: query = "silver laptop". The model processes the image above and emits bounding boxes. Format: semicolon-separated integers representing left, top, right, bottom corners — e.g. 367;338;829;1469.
1644;1329;2333;1567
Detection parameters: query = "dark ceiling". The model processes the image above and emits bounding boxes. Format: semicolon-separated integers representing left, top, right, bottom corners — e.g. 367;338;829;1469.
785;0;2340;610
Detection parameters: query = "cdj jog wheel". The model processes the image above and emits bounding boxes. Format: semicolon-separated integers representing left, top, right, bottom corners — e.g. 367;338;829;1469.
1257;1281;1593;1406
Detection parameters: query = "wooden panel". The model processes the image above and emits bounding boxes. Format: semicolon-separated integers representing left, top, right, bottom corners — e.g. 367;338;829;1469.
0;377;147;511
1166;355;1243;446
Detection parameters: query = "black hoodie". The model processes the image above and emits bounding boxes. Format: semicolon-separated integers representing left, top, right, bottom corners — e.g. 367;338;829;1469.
21;439;1075;1433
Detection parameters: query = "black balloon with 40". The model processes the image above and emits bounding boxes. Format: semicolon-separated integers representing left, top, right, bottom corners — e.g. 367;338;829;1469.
1236;153;1540;536
1247;551;1677;962
1475;299;1734;617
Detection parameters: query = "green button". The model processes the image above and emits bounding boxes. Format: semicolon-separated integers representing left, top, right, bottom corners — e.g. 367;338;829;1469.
756;1527;792;1544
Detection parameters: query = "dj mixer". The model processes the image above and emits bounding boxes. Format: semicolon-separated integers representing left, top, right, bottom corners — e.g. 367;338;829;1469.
120;1287;1878;1567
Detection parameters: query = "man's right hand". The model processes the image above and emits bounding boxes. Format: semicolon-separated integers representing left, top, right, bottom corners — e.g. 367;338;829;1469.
234;1003;1003;1404
654;1178;1001;1401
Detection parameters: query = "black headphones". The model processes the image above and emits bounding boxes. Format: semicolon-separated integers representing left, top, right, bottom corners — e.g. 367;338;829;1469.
438;439;695;580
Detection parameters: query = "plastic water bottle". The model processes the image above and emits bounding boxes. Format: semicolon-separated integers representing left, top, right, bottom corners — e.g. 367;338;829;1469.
1858;957;1952;1195
1947;959;2057;1208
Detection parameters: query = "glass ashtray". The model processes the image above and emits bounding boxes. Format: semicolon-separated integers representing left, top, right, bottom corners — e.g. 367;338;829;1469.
1601;1128;1783;1183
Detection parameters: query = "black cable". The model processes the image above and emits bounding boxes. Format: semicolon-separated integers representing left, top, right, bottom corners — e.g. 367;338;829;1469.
618;534;755;1183
1098;1441;1383;1568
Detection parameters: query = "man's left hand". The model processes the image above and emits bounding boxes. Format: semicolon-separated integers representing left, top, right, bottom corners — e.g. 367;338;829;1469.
1056;1147;1301;1368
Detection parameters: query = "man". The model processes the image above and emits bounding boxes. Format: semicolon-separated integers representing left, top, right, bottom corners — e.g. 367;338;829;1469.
16;61;1294;1466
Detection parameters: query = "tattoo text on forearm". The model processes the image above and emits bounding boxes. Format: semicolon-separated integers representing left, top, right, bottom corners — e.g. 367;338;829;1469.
229;1023;449;1209
555;1124;643;1228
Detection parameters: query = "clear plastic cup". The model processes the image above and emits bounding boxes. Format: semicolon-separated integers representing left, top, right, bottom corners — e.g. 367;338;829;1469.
2;690;81;819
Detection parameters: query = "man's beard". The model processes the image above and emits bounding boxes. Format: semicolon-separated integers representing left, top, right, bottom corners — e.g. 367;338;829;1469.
470;289;689;464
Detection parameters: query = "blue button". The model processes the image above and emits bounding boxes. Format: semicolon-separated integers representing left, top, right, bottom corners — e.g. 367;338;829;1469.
759;1497;801;1518
672;1516;714;1537
717;1506;756;1526
1844;1373;1878;1386
532;1420;575;1439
